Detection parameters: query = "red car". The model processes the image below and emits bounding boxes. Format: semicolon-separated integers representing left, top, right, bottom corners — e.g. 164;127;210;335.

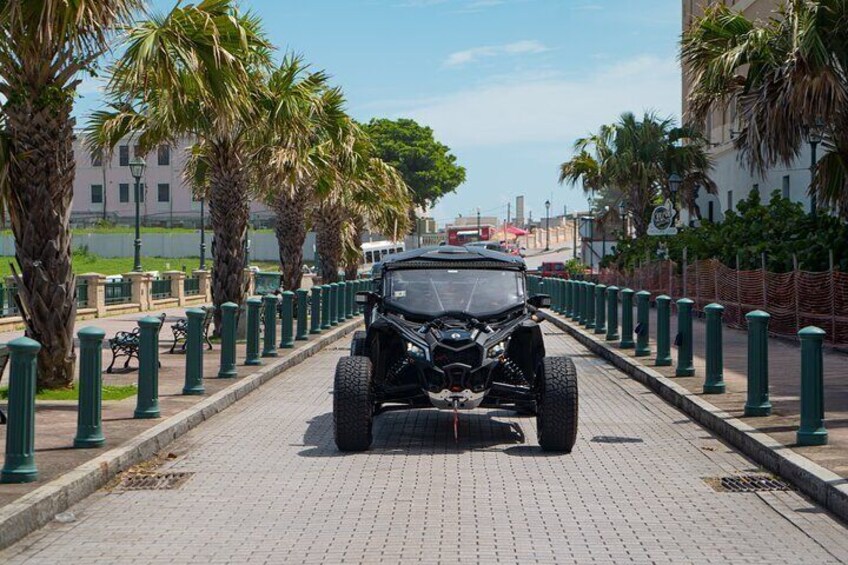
540;261;569;279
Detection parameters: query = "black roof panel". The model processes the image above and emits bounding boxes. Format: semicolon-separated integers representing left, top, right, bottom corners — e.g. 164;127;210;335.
381;245;525;270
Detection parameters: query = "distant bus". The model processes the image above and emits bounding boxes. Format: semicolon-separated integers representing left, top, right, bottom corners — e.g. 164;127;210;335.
447;225;496;246
361;240;405;267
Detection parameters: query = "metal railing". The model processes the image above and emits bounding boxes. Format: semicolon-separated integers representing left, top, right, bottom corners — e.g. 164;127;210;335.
105;279;132;305
76;280;89;308
254;272;281;295
184;276;200;296
151;278;172;300
0;283;18;317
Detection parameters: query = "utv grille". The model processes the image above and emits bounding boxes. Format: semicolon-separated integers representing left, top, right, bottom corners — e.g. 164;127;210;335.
433;346;480;368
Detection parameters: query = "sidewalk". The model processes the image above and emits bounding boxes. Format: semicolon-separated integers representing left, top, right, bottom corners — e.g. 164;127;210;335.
600;301;848;478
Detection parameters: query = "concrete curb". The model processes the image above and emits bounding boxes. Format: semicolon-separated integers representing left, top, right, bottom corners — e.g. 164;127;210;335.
542;311;848;523
0;318;362;550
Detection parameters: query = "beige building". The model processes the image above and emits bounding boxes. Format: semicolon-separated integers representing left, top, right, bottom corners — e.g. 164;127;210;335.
682;0;814;224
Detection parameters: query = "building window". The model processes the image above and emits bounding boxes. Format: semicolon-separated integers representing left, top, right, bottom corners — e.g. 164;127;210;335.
91;150;102;167
782;175;790;199
157;145;170;166
91;184;103;204
727;190;734;211
708;201;714;222
119;183;129;203
119;145;129;166
157;183;170;203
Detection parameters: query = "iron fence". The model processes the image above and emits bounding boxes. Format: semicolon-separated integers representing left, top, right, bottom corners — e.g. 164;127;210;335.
184;277;200;296
105;279;133;305
151;278;172;299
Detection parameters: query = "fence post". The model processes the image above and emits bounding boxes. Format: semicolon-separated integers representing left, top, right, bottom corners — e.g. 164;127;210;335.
245;297;262;366
620;288;634;349
311;286;323;334
321;285;332;330
635;291;651;357
135;316;162;418
280;291;295;349
329;283;339;326
74;327;106;447
218;302;238;378
606;286;620;341
262;294;278;358
296;289;309;340
703;303;725;394
676;298;695;377
594;284;607;335
555;279;564;314
337;282;346;324
797;326;827;446
572;281;582;322
1;337;41;483
655;295;672;366
584;282;596;330
183;308;206;395
744;310;772;417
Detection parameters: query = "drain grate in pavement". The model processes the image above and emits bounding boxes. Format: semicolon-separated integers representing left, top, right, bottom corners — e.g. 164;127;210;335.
704;474;790;493
116;472;194;491
591;435;644;444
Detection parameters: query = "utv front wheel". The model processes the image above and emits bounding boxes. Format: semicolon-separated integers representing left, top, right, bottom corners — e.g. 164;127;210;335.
536;356;578;452
333;356;374;451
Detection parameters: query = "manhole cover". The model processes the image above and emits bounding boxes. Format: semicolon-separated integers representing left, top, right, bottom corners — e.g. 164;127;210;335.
115;472;194;491
704;474;790;493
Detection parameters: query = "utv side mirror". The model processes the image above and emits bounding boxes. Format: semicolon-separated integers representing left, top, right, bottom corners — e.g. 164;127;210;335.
356;291;376;305
528;294;551;309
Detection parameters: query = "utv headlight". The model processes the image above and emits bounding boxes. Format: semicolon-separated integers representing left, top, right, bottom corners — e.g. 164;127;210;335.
487;340;509;359
406;341;427;360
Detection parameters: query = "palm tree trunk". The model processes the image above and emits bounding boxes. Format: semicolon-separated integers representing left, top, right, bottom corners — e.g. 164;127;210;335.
272;186;309;291
315;202;344;283
208;142;250;333
343;218;365;281
5;92;77;389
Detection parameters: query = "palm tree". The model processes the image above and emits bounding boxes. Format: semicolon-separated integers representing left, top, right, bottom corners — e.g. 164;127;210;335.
681;0;848;214
0;1;140;388
559;112;714;236
87;0;272;331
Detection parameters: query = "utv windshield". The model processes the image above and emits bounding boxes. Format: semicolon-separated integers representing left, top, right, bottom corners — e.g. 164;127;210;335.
384;268;525;318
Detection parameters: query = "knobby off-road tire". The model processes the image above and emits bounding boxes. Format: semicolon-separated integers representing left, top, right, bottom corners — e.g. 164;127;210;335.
350;331;367;357
333;356;374;451
536;356;578;452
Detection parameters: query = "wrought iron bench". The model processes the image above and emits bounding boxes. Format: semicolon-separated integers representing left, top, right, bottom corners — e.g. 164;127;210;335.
170;305;214;353
106;313;166;373
0;346;9;425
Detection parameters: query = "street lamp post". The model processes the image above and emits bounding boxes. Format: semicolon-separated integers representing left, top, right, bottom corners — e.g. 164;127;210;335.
129;157;146;272
544;200;550;252
618;201;627;238
476;208;481;241
803;119;825;219
199;198;206;270
572;213;578;259
668;172;682;227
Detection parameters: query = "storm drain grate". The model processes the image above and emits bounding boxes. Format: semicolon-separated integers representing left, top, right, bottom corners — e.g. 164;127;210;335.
704;474;791;493
116;472;194;491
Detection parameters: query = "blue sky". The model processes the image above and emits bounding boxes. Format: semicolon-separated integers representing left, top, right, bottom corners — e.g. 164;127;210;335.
77;0;682;226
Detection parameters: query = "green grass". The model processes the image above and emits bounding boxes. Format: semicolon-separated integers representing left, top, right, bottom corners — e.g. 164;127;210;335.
0;383;138;401
0;255;281;278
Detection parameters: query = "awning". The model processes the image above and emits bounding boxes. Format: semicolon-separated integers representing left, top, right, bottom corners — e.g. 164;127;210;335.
506;225;529;236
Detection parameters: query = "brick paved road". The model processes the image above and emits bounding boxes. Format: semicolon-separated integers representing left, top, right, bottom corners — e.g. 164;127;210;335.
3;329;848;564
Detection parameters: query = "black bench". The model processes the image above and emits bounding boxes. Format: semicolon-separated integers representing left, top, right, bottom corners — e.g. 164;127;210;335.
106;313;166;373
0;346;9;425
170;305;214;353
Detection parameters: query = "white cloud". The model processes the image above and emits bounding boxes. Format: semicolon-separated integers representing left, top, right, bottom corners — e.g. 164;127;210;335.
445;40;550;67
386;55;681;149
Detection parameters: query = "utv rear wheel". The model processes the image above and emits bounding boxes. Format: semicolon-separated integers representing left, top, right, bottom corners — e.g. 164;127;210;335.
350;331;367;356
536;356;578;452
333;356;374;451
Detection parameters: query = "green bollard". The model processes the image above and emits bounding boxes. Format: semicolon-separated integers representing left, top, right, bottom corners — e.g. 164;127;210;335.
218;302;238;378
329;283;339;326
347;280;355;319
75;327;106;447
311;286;323;333
635;291;651;357
135;316;162;418
703;303;725;394
675;298;695;376
564;280;573;317
336;282;346;324
182;308;207;395
556;279;565;313
296;289;309;340
744;310;772;416
655;295;672;365
577;281;586;323
280;291;295;348
594;284;607;335
320;285;332;330
551;279;559;312
584;283;596;329
245;297;262;366
262;294;278;358
1;337;41;483
606;286;620;341
571;280;579;320
797;326;827;446
620;288;635;349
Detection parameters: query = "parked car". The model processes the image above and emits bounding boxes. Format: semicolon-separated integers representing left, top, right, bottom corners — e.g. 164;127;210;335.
540;261;569;279
335;245;579;453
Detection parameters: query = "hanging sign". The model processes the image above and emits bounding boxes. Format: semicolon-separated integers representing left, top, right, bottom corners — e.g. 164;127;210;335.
647;200;678;236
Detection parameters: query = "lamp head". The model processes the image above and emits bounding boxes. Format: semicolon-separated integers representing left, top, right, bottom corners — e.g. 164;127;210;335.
129;157;146;180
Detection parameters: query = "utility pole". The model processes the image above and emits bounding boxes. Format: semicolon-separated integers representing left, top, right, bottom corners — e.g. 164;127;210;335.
476;208;481;241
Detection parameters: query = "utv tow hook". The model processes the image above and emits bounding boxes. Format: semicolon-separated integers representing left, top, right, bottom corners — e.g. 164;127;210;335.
451;398;460;442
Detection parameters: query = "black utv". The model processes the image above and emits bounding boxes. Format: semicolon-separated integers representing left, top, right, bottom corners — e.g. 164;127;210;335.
334;245;578;452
